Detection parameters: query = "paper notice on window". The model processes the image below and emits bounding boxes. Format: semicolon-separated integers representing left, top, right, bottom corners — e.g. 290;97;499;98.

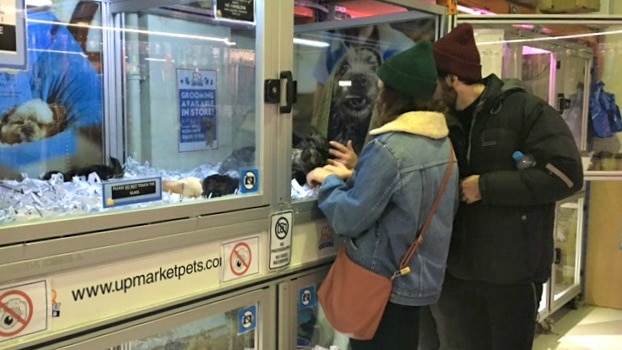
0;0;17;53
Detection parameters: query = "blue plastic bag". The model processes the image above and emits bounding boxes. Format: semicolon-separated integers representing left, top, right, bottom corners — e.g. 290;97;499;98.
602;89;622;133
589;81;622;138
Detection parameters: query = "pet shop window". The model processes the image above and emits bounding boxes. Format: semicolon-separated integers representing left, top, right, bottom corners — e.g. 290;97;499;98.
0;0;283;233
290;0;447;204
461;16;622;181
113;0;270;205
0;0;105;223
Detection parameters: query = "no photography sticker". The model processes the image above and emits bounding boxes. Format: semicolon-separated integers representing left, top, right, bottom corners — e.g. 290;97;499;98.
0;290;32;337
0;280;48;343
230;242;252;276
222;236;259;282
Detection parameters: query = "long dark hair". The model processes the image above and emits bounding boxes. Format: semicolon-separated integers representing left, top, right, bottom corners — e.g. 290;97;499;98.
368;85;448;131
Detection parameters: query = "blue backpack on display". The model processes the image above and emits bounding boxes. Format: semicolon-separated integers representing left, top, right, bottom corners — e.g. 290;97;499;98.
589;81;622;138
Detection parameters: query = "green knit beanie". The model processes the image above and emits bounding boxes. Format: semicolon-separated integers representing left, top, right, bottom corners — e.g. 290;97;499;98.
376;40;438;99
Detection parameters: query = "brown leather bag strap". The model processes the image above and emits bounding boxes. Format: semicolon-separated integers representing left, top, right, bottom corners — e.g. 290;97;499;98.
396;145;455;275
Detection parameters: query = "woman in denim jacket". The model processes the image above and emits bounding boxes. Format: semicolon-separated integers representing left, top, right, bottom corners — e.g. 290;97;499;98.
307;41;459;349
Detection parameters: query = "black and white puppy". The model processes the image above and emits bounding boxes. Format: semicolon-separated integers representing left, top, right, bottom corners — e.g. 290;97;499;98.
292;128;330;186
201;174;239;198
42;157;124;182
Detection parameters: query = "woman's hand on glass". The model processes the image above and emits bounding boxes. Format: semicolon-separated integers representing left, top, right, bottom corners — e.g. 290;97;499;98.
329;140;358;170
306;167;333;188
324;160;353;181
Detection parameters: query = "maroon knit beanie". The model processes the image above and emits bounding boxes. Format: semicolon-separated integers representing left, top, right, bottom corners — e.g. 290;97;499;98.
433;23;482;82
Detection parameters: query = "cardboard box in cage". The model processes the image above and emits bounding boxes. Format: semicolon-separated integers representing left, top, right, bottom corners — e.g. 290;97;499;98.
539;0;600;13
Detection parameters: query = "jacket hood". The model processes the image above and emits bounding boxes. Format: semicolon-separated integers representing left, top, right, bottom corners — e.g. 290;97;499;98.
501;78;528;93
479;74;527;114
368;111;448;139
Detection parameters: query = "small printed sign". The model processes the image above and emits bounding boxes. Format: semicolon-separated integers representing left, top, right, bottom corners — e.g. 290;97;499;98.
240;169;259;193
0;280;48;343
177;68;218;152
0;0;27;70
237;305;257;335
222;236;260;282
297;285;316;311
316;220;337;257
269;210;293;270
103;177;162;208
215;0;254;23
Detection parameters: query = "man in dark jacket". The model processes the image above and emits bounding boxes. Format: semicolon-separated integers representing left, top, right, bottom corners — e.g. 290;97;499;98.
429;23;584;350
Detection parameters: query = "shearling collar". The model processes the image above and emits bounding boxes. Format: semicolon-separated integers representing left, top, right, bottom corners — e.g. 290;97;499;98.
368;111;448;139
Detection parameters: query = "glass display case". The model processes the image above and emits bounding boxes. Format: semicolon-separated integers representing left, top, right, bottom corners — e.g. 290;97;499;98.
289;0;447;205
459;15;622;182
57;285;274;350
460;15;605;320
0;0;285;243
551;191;584;310
458;16;593;151
120;305;258;350
537;281;551;323
277;265;348;350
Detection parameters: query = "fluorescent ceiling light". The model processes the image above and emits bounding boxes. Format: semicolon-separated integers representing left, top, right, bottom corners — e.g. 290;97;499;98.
26;0;52;6
294;38;329;48
30;48;87;57
27;18;237;46
145;57;175;62
457;5;495;15
523;45;551;55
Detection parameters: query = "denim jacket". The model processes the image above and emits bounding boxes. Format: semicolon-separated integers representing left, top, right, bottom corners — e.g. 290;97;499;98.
318;111;459;306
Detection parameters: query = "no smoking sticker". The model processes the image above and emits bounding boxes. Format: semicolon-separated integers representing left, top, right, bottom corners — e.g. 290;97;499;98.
0;280;48;343
222;236;260;282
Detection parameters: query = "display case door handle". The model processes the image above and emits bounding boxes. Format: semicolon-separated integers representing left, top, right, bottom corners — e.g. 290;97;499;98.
280;71;297;114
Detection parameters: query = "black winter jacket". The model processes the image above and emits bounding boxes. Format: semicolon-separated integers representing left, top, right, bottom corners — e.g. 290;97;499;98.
447;74;584;284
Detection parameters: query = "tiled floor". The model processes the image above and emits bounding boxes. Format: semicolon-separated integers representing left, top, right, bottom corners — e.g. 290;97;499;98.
533;305;622;350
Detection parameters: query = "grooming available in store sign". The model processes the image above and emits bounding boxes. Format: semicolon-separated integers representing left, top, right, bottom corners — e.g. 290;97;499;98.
177;68;218;152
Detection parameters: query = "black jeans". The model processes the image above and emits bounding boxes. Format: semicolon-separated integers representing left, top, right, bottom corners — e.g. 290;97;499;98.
435;273;543;350
350;302;421;350
418;305;440;350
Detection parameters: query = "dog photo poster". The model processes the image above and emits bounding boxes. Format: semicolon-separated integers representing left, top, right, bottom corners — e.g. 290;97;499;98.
0;3;103;180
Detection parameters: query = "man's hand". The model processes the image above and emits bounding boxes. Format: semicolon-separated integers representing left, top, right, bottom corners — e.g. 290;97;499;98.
460;175;481;204
329;140;358;170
